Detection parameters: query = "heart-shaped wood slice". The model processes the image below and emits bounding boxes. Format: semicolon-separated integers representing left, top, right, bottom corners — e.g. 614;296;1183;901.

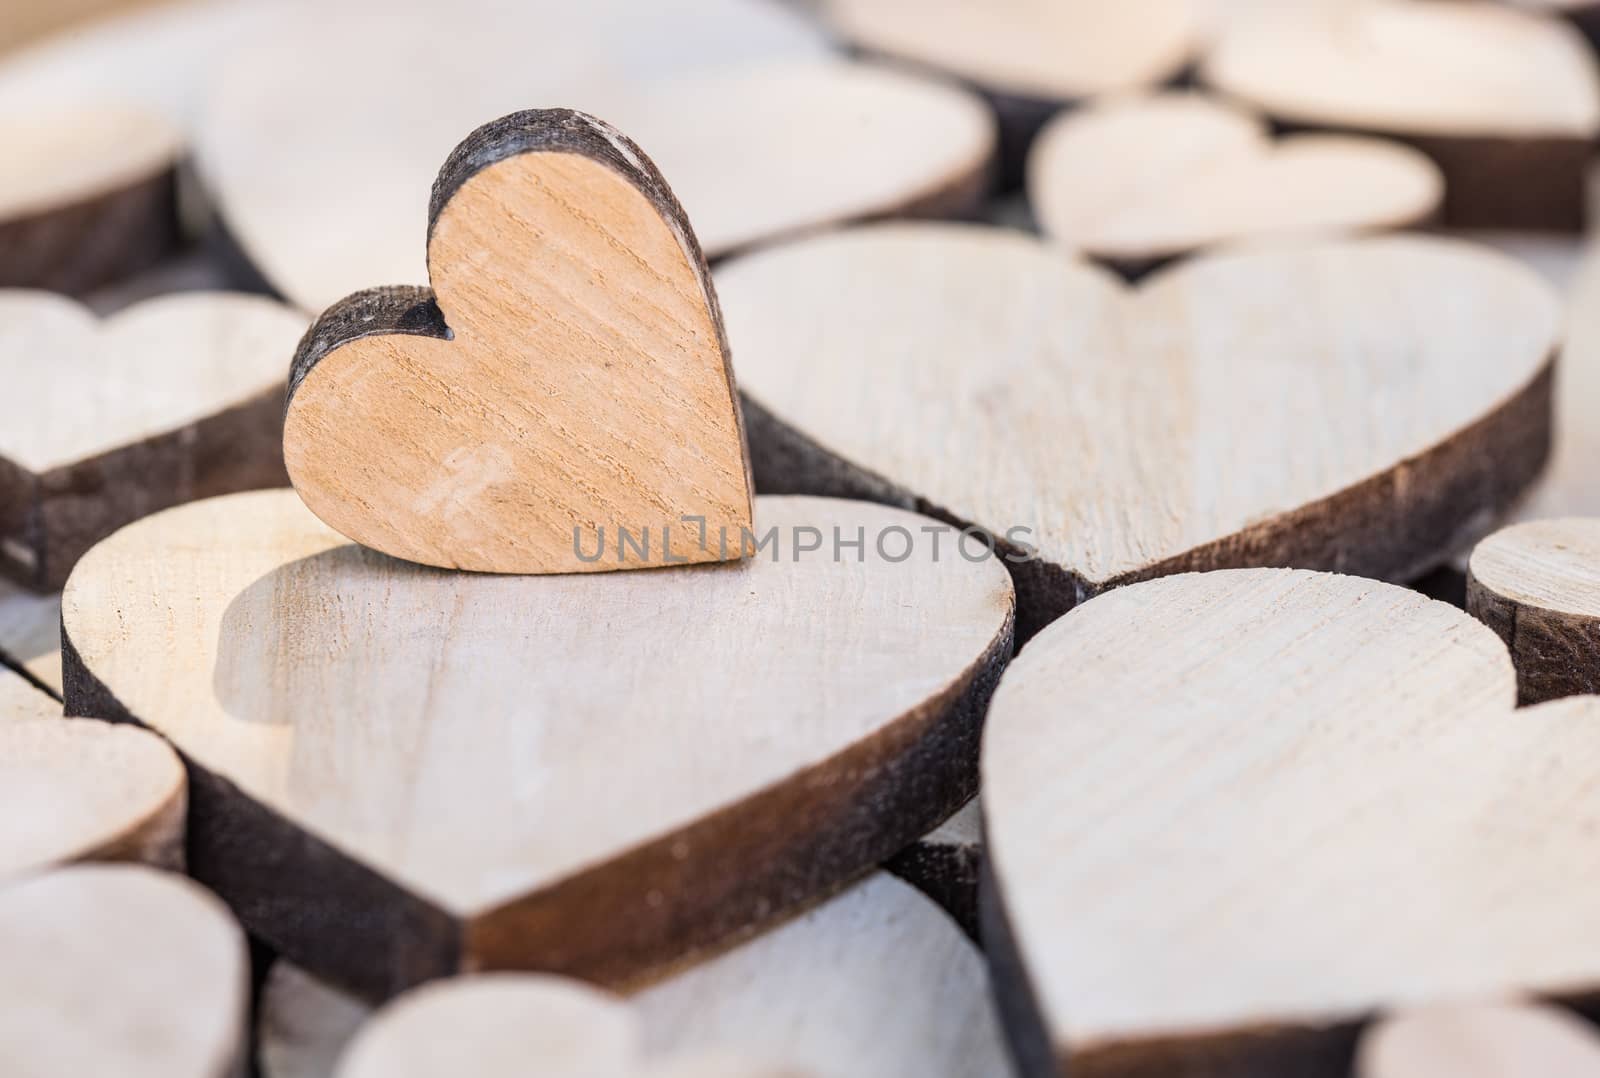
0;106;181;294
0;289;306;590
0;864;248;1078
981;567;1600;1077
885;798;982;939
820;0;1203;180
1200;0;1600;229
1519;0;1600;51
61;489;1014;999
260;873;1008;1078
1027;91;1442;274
1;662;57;723
283;109;753;574
722;225;1558;639
1359;1002;1600;1078
1468;517;1600;703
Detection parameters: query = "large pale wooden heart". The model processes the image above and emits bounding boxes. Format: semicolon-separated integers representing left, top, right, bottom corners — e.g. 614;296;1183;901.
722;225;1558;638
981;568;1600;1076
61;489;1013;999
283;109;753;574
261;874;1007;1078
0;289;305;590
1028;92;1442;270
0;864;248;1078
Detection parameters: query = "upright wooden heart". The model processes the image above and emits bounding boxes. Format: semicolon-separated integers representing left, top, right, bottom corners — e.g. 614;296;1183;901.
982;568;1600;1076
1360;1003;1600;1078
721;225;1558;639
0;864;248;1078
283;109;753;574
61;489;1013;998
259;873;1007;1078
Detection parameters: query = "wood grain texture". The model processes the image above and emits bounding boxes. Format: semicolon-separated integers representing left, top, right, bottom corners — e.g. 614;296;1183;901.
884;798;982;939
1027;92;1442;272
61;489;1014;1000
1468;518;1600;703
259;873;1007;1078
0;864;248;1078
723;225;1557;639
981;567;1600;1077
283;109;753;574
822;0;1202;182
0;715;185;878
1359;1002;1600;1078
0;580;61;693
0;290;303;590
1200;0;1600;229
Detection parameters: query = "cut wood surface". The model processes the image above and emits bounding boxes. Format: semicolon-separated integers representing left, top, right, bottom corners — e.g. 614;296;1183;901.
202;57;993;310
1468;518;1600;703
0;664;58;723
0;864;248;1078
0;715;185;878
260;873;1007;1078
0;0;166;56
0;289;305;590
1359;1002;1600;1078
1027;92;1442;270
981;567;1600;1077
884;798;982;938
282;109;752;575
0;106;181;293
62;489;1014;999
722;225;1558;638
1200;0;1600;228
0;581;62;692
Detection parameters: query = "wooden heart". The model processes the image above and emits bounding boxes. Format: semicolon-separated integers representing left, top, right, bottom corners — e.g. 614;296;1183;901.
1027;92;1442;273
981;567;1600;1076
0;864;247;1078
0;106;180;294
0;580;61;692
722;225;1558;639
1360;1003;1600;1078
283;109;753;574
0;289;305;590
61;489;1013;998
885;799;982;938
1468;517;1600;703
1200;0;1600;229
259;873;1007;1078
1;663;56;724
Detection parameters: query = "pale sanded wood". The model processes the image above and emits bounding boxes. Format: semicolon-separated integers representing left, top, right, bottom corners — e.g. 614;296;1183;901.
282;109;752;575
981;567;1600;1076
1468;518;1600;702
1200;1;1600;228
723;225;1558;639
1359;1002;1600;1078
0;581;61;692
0;0;164;56
0;289;305;590
260;874;1006;1078
62;489;1014;998
0;664;57;723
0;716;185;878
1027;92;1442;269
884;798;982;937
0;864;248;1078
193;0;832;313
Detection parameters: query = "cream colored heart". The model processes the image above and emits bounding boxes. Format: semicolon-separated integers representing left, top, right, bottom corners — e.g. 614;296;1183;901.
721;225;1557;636
1360;1002;1600;1078
982;567;1600;1074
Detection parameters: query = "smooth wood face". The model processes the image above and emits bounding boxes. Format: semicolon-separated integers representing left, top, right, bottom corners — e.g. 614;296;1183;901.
61;489;1014;998
0;289;305;590
1359;1003;1600;1078
723;225;1558;638
1468;518;1600;703
981;567;1600;1076
260;874;1007;1078
283;110;753;574
884;798;982;938
1028;92;1442;267
0;864;247;1078
0;582;61;693
0;715;185;878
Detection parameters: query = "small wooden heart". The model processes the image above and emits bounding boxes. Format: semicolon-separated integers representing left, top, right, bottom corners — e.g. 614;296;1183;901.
982;568;1600;1075
1028;92;1442;273
1201;0;1600;229
283;109;754;574
0;289;306;590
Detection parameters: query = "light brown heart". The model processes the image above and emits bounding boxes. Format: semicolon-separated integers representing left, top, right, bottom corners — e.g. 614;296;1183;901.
283;109;753;574
721;224;1558;639
982;567;1600;1076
